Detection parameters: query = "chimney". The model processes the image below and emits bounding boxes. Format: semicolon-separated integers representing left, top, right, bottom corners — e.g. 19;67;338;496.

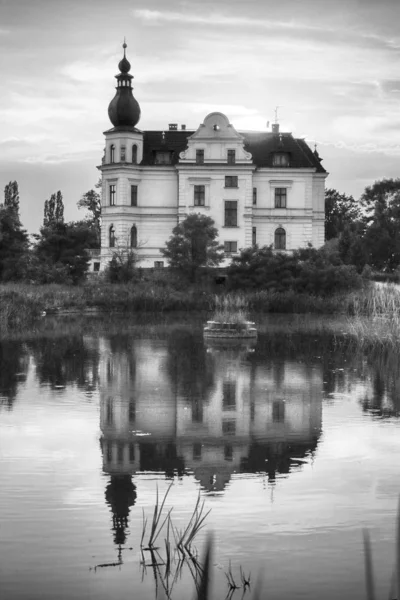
272;123;280;134
181;124;186;130
169;123;178;130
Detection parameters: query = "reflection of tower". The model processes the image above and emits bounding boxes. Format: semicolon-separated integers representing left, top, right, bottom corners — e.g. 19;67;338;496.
105;475;136;546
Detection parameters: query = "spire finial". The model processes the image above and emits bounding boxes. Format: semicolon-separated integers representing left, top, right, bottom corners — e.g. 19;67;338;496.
123;38;127;57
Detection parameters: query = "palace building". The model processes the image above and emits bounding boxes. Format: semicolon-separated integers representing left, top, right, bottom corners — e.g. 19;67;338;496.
98;43;328;270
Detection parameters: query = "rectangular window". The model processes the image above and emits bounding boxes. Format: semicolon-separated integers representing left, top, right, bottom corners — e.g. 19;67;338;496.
223;381;236;411
109;184;116;206
252;227;256;246
192;400;203;423
154;261;164;269
272;400;285;422
224;241;237;253
222;419;236;436
117;443;124;464
106;399;113;425
131;185;138;206
224;445;233;461
106;442;113;463
253;188;257;205
227;149;236;165
193;443;202;461
155;151;172;165
224;200;237;227
129;443;135;463
273;152;290;167
93;262;100;272
194;185;205;206
196;149;204;164
225;175;238;188
129;401;135;423
274;188;287;208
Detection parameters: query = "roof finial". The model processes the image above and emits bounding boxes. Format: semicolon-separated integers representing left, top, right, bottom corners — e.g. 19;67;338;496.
123;38;127;57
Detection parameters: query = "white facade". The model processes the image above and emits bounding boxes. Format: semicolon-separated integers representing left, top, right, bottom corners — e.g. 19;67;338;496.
98;111;327;271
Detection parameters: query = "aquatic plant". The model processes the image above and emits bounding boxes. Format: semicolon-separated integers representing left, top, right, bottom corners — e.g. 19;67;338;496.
211;294;249;326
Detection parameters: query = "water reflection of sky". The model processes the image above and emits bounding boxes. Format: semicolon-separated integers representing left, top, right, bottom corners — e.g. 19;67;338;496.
0;318;400;600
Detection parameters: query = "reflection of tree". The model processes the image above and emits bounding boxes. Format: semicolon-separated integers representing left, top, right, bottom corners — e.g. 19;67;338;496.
0;341;29;410
165;328;215;415
243;440;318;482
27;336;99;391
140;442;184;478
360;346;400;417
105;475;137;545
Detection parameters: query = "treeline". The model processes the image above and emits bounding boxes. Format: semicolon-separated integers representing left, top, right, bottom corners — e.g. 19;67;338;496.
1;177;400;289
0;181;100;284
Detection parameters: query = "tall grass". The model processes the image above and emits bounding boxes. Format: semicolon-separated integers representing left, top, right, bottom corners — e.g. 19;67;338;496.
212;294;249;325
0;287;43;333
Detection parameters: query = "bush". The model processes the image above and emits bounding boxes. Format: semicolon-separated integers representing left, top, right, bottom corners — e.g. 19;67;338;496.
227;244;362;295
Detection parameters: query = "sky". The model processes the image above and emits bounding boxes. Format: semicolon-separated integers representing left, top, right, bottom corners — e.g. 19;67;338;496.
1;0;400;233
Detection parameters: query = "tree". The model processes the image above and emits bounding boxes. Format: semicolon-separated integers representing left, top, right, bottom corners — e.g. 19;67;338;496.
77;180;101;247
0;181;29;281
161;213;224;281
360;178;400;271
106;248;140;283
325;188;362;240
43;191;64;227
32;220;91;284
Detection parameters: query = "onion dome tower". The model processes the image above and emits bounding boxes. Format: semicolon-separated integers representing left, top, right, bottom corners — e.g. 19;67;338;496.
108;42;141;128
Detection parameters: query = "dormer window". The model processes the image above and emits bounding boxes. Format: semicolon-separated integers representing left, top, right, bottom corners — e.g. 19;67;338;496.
273;152;290;167
227;150;236;165
196;149;204;165
155;151;172;165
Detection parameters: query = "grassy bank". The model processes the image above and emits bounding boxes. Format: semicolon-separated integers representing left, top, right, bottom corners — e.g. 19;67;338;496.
2;280;400;334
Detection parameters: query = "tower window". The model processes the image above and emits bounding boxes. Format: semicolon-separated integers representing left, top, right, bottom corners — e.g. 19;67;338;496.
253;188;257;205
131;185;138;206
196;149;204;164
252;227;256;245
224;201;237;227
194;185;205;206
109;225;116;248
109;184;116;206
225;176;238;188
227;150;236;165
274;188;287;208
130;225;137;248
110;144;115;163
274;227;286;250
132;144;137;164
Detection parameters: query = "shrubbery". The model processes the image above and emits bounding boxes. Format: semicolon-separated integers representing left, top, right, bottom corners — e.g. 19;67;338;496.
227;244;362;295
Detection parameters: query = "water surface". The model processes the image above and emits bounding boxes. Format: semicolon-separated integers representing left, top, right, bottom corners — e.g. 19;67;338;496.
0;315;399;600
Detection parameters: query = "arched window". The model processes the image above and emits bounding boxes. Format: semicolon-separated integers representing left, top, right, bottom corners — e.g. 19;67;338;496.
130;225;137;248
109;225;116;248
110;144;115;163
274;227;286;250
132;144;137;164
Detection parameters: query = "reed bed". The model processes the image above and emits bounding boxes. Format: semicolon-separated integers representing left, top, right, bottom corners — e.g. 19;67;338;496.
212;294;249;326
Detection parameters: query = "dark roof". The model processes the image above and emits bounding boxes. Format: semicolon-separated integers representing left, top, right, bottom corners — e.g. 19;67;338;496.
139;130;326;172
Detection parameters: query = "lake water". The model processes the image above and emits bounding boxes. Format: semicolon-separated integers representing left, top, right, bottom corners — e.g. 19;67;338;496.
0;314;399;600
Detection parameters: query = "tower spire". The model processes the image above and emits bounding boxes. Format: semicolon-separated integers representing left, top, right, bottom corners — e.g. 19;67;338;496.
107;42;141;128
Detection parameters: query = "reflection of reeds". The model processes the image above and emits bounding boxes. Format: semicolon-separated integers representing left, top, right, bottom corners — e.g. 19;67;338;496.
363;495;400;600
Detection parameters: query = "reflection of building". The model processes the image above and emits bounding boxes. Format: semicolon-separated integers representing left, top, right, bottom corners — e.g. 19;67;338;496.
99;333;322;498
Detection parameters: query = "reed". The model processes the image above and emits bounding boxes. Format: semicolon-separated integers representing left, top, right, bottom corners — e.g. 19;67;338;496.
211;294;249;326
